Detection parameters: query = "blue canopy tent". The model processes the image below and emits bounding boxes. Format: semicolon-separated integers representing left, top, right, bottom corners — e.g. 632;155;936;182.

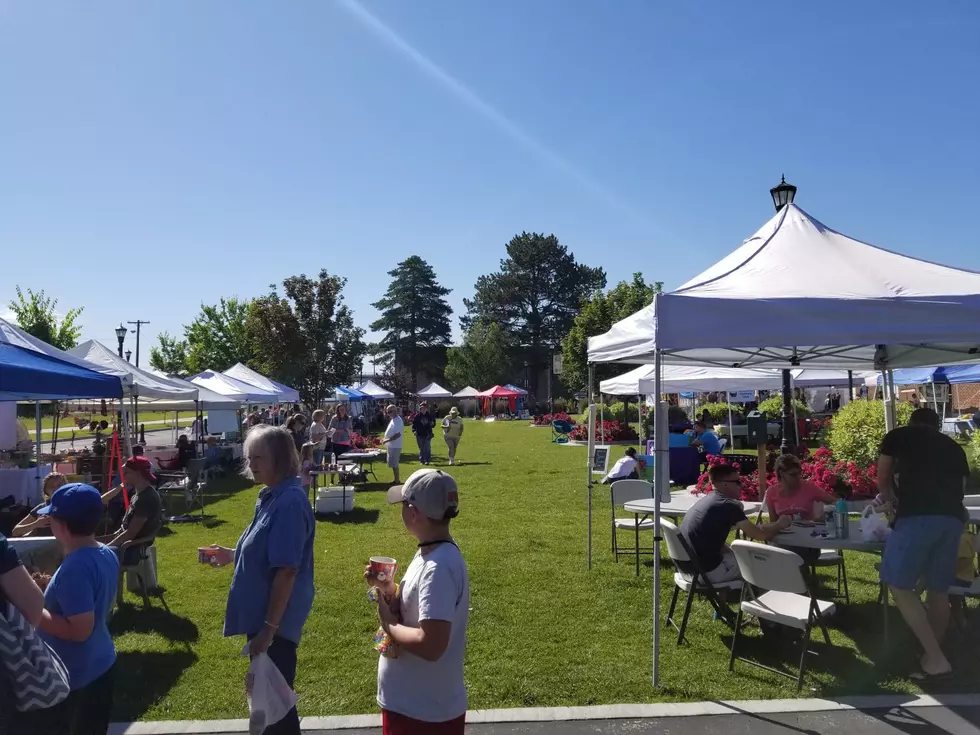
333;386;370;417
0;343;123;401
944;364;980;384
876;366;948;385
504;384;528;412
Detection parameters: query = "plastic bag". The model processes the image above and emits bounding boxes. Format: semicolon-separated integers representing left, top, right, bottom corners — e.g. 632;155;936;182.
242;644;297;735
860;504;890;542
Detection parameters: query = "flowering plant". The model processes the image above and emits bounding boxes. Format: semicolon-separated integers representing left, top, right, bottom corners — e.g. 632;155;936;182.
568;420;638;442
532;412;576;426
350;432;384;450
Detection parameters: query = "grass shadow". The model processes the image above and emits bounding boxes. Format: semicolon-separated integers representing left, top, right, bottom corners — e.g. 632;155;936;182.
353;482;395;493
317;508;380;525
112;649;198;722
109;603;200;644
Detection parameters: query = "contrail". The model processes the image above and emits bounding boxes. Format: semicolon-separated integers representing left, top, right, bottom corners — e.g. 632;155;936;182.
336;0;662;233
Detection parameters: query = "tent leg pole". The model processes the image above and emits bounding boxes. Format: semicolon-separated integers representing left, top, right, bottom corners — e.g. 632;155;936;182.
35;402;43;501
653;348;663;688
587;363;595;571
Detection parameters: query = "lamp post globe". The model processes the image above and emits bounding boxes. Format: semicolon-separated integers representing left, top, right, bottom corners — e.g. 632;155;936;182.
115;324;128;357
125;349;132;363
770;175;797;213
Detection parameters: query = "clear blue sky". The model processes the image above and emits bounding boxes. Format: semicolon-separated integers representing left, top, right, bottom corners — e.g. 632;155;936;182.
2;1;978;368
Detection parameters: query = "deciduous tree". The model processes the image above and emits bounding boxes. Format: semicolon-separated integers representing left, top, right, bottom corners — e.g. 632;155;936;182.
7;287;83;350
444;321;511;391
184;297;255;374
149;333;189;377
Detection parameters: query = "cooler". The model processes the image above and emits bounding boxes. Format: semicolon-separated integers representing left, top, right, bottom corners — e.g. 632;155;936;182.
315;487;355;514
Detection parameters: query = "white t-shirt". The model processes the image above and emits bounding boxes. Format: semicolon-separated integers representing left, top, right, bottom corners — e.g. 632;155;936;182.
384;416;404;449
604;456;637;482
377;542;469;722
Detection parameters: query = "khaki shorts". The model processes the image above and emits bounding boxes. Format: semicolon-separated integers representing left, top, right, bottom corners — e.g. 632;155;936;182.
386;447;401;469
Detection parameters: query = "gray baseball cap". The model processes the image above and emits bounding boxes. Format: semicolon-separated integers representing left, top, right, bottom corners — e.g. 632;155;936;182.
386;468;459;520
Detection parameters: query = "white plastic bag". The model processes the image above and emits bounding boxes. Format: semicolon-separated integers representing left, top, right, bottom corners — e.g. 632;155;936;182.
242;644;297;735
860;504;891;542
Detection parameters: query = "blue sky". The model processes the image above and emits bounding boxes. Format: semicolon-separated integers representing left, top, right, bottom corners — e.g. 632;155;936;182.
2;1;978;369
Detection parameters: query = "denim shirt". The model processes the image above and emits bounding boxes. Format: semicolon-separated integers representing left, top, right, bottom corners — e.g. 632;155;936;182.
223;476;315;644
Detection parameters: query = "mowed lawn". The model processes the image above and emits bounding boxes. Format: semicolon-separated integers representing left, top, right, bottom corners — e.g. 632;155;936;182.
111;420;979;722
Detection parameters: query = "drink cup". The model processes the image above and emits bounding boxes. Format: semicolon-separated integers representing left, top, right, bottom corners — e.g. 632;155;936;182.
367;556;397;583
198;547;218;565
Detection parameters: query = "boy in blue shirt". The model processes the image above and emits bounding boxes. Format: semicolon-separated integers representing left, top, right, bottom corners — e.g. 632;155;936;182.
37;483;119;735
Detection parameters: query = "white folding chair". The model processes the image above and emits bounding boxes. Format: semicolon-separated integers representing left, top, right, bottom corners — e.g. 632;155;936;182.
661;519;741;645
728;540;837;691
717;437;728;453
610;479;655;576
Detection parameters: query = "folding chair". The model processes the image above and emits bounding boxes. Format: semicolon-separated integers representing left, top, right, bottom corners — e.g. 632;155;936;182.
116;533;159;609
552;419;573;444
661;519;742;645
949;532;980;619
728;540;837;691
610;479;655;575
158;458;209;522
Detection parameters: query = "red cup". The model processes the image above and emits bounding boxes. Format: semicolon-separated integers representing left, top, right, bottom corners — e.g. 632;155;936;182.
198;547;218;564
367;556;397;583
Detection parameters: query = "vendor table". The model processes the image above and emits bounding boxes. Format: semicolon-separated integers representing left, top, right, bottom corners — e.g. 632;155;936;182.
338;450;384;480
310;466;356;513
8;536;62;574
668;447;701;487
0;465;52;506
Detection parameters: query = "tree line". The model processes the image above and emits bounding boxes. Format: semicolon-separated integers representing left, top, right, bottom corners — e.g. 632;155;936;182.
8;234;661;407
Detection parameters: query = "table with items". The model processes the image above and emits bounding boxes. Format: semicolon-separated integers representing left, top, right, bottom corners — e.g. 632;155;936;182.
8;536;63;574
0;465;52;506
309;465;357;515
338;449;384;480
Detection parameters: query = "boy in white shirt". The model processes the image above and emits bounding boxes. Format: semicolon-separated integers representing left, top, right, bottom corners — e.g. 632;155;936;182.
381;405;404;485
372;469;469;735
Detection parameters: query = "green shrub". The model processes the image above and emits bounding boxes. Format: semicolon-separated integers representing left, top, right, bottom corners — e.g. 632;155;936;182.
601;400;644;424
758;395;811;419
553;397;568;413
699;402;739;423
827;400;914;466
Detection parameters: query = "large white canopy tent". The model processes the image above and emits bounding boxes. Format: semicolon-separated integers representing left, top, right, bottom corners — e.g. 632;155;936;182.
417;382;453;400
587;202;980;688
222;363;300;404
453;386;480;399
191;371;279;403
357;380;395;401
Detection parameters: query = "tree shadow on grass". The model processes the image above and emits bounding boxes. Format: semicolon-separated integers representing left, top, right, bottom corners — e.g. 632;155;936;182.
112;649;198;722
109;603;199;644
317;508;380;525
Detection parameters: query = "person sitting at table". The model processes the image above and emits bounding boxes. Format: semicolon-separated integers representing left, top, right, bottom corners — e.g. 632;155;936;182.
764;454;836;522
100;457;163;565
601;447;639;484
204;436;224;471
680;464;791;583
691;420;722;457
11;472;68;537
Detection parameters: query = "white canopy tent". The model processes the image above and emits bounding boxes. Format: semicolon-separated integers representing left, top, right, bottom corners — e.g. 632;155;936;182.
191;371;279;403
417;382;453;399
357;380;395;401
587;202;980;688
453;386;480;399
222;363;300;404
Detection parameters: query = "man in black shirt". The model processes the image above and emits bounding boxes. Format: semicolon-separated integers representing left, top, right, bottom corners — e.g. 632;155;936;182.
877;407;968;680
680;464;790;583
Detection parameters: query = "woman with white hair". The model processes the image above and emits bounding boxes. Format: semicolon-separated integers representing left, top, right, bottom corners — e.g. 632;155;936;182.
208;426;315;735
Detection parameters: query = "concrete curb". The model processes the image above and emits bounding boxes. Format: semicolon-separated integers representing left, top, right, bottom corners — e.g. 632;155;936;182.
107;693;980;733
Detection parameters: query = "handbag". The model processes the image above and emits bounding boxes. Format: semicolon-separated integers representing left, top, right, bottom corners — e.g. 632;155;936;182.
0;602;71;711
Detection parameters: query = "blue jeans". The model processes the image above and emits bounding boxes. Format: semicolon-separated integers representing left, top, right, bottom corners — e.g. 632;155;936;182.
880;514;965;592
418;436;432;464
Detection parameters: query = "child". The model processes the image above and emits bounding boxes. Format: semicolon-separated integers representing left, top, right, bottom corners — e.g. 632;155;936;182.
300;442;316;496
372;469;469;734
36;483;119;735
12;472;67;537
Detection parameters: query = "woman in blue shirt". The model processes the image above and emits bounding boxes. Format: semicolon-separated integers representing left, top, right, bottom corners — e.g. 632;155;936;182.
209;425;315;735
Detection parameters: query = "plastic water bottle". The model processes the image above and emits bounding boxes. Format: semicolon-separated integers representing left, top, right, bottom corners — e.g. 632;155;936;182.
835;496;849;539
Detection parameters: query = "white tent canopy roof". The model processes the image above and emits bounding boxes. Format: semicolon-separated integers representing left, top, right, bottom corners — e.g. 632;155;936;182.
588;204;980;370
162;376;242;411
357;380;395;400
601;364;873;395
417;382;453;399
222;363;300;404
68;340;197;407
191;371;279;403
453;386;480;398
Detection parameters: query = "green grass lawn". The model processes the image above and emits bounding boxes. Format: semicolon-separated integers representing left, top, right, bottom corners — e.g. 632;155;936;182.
111;420;979;722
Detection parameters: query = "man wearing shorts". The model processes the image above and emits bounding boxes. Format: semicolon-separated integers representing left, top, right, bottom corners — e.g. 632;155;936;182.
382;405;404;485
878;407;968;681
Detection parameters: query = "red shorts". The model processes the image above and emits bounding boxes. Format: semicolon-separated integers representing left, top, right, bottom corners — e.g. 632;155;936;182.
382;709;465;735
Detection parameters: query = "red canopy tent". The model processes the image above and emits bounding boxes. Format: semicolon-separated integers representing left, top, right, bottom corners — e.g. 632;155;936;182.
476;385;521;414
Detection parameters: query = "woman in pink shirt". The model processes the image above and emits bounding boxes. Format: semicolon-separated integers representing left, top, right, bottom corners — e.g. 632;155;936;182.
765;454;836;522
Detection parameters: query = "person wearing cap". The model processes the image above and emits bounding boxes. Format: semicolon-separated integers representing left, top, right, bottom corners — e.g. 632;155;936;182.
36;483;119;734
441;408;464;467
382;405;404;484
371;469;469;734
101;457;163;565
411;402;436;466
209;425;315;735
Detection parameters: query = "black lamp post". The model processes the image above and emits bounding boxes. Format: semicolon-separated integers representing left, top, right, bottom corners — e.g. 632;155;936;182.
115;324;128;358
771;176;798;453
125;349;132;363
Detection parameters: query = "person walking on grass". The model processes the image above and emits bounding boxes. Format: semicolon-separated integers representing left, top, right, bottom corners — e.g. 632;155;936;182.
370;469;469;735
382;405;404;485
412;402;436;466
441;408;464;466
877;407;968;682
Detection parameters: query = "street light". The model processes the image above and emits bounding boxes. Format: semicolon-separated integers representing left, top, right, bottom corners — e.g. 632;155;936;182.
125;350;132;362
770;175;797;212
772;175;798;453
115;324;128;358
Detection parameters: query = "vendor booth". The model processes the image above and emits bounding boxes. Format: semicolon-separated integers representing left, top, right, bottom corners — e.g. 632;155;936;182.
417;382;453;401
476;385;521;416
223;362;300;405
357;380;395;401
191;370;279;404
587;202;980;687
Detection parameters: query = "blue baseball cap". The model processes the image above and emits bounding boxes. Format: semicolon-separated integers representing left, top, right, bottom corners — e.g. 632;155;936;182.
36;483;104;521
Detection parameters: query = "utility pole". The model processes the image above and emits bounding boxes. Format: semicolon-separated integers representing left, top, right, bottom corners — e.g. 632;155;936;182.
127;320;150;367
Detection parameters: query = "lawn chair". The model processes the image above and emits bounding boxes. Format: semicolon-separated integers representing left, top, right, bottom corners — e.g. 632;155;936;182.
157;458;209;523
116;533;159;609
610;479;655;575
728;541;836;691
661;519;742;645
552;419;573;444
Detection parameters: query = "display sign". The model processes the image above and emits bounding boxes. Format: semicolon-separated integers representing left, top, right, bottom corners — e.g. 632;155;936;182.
591;445;611;474
728;390;756;403
553;353;564;375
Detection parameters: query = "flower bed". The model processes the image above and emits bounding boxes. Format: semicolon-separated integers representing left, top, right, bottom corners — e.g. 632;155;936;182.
693;446;877;502
531;412;576;426
568;420;638;442
350;431;383;450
